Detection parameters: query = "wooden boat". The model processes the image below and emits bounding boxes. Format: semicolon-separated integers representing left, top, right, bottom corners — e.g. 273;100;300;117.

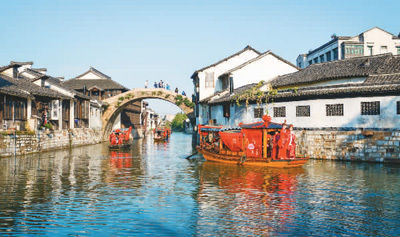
197;115;309;168
153;127;171;142
108;127;132;150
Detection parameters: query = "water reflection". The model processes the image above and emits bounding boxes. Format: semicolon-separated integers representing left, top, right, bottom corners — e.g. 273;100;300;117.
197;162;304;236
0;133;399;236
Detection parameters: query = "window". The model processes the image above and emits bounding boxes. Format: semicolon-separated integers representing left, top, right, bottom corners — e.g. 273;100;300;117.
205;72;214;88
368;46;373;56
223;103;230;118
319;55;325;63
361;101;380;115
326;51;331;61
344;44;364;57
380;46;388;54
313;58;318;64
273;106;286;117
298;62;302;68
333;48;338;60
296;105;310;117
254;108;264;118
308;60;312;66
326;104;344;116
4;100;12;120
397;47;400;55
397;101;400;114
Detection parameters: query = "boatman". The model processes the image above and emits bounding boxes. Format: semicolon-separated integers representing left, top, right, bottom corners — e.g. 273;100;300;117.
287;125;296;159
278;124;289;159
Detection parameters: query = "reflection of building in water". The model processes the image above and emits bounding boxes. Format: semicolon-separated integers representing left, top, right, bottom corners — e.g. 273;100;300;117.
197;162;303;236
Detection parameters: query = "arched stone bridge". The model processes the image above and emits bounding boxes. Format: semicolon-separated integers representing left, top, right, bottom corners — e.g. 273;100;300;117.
101;88;195;138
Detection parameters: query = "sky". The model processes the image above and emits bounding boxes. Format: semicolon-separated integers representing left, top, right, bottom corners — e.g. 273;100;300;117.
0;0;399;115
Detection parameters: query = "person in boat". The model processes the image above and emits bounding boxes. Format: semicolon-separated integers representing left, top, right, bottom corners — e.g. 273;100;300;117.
278;124;289;159
110;133;117;145
271;131;280;160
118;132;124;145
287;125;296;159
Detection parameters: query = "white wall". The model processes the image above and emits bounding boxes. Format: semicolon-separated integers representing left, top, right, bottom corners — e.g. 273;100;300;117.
197;49;259;101
362;28;400;56
231;54;298;89
208;95;400;129
78;72;103;80
89;106;102;129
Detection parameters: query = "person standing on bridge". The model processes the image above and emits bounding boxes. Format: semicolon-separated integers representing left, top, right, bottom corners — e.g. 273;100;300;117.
145;80;148;88
182;91;186;96
166;84;170;90
154;81;158;88
175;87;178;93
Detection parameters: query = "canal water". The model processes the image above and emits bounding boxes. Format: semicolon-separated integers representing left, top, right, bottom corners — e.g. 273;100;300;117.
0;132;399;236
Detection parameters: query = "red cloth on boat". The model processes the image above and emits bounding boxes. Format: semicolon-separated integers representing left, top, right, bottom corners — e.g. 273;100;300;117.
219;131;243;152
110;133;117;145
278;128;289;159
287;133;296;158
242;129;263;158
118;133;124;145
271;133;280;160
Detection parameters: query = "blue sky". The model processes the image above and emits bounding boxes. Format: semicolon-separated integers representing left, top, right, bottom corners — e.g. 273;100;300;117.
0;0;399;115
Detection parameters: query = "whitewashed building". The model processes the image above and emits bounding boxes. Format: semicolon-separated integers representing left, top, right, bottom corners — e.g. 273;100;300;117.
297;27;400;69
193;47;298;126
207;53;400;129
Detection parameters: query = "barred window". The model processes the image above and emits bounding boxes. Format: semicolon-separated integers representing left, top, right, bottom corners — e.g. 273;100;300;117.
205;72;214;88
361;101;380;115
296;105;310;117
254;108;263;118
397;101;400;114
273;106;286;117
326;104;344;116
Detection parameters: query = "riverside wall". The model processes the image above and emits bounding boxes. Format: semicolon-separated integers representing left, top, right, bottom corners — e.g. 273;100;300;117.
0;128;103;158
294;129;400;163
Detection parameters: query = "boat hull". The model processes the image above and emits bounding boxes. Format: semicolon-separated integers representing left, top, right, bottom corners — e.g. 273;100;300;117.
198;148;308;168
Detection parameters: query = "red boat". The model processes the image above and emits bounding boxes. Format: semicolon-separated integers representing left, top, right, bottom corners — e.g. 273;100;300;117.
109;127;132;150
197;115;308;168
153;127;171;142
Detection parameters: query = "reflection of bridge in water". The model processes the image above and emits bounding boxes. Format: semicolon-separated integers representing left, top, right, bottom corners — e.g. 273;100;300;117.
101;88;195;138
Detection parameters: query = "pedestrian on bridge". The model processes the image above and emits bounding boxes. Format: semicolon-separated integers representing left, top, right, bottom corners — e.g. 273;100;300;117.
145;80;148;88
166;84;170;90
175;87;178;93
182;91;186;96
154;82;158;88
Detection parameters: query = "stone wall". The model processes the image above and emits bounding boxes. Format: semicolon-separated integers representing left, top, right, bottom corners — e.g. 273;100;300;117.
0;128;103;158
294;129;400;163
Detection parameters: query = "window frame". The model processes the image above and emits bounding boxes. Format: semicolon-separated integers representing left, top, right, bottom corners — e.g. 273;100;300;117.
361;101;380;115
273;106;286;117
326;103;344;116
254;107;264;118
296;105;310;117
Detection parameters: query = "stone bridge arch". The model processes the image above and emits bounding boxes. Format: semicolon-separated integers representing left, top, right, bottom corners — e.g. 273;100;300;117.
101;88;195;139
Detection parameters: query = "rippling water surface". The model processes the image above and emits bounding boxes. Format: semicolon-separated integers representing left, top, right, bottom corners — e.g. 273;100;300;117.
0;132;399;236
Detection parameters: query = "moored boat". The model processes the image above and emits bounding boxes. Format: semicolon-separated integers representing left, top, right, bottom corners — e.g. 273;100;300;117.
197;115;308;168
153;127;171;142
108;127;132;150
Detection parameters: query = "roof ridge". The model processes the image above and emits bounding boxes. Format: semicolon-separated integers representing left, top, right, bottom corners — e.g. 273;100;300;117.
191;45;261;78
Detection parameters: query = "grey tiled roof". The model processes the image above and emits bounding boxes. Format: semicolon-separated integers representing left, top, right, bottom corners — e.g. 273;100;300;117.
200;83;258;104
63;78;128;91
0;74;68;99
270;54;398;88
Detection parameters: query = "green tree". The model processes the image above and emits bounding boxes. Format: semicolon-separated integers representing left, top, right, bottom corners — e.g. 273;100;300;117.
171;113;188;131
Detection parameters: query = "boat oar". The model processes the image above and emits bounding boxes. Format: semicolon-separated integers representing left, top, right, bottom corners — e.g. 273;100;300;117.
185;151;198;159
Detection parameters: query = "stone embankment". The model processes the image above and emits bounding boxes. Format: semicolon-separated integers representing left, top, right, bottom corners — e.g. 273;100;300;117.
0;128;103;158
295;129;400;163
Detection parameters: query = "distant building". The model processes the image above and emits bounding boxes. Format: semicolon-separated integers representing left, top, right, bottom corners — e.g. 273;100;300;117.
297;27;400;68
64;67;144;130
